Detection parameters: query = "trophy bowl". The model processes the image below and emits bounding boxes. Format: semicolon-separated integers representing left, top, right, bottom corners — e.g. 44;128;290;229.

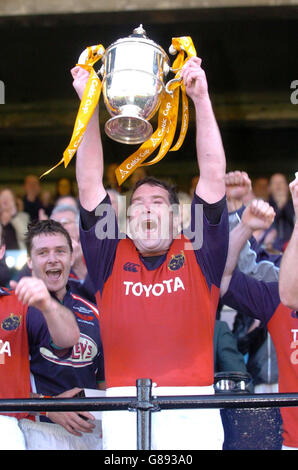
99;25;170;145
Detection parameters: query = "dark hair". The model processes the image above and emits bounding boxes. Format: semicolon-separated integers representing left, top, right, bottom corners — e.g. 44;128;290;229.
130;176;180;208
25;219;73;255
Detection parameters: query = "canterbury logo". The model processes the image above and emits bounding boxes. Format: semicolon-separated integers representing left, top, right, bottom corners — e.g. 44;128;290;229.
123;262;140;272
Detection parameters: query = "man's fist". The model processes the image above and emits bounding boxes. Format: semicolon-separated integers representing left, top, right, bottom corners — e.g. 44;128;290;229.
10;276;52;312
180;57;209;102
225;171;252;202
71;66;90;100
241;199;275;233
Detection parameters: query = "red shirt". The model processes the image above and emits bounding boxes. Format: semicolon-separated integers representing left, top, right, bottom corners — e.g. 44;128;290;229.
268;305;298;448
97;235;220;388
0;288;30;418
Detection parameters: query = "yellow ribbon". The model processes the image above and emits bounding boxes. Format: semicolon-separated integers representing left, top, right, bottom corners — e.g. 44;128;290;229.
40;45;105;178
115;36;197;185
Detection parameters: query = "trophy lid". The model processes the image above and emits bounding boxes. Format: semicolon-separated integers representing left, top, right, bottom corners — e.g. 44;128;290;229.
105;25;169;61
130;24;147;38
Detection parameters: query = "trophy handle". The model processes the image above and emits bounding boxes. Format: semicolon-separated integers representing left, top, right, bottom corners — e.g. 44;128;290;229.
165;77;182;95
77;45;104;74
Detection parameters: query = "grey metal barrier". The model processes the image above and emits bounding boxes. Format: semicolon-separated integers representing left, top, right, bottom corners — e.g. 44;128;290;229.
1;378;298;450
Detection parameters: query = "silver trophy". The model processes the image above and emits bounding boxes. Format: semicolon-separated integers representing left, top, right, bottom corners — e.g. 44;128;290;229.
97;25;176;145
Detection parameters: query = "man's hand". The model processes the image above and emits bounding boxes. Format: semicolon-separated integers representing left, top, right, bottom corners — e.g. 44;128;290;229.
289;176;298;219
180;57;209;103
10;276;52;312
10;276;80;348
221;199;275;297
47;388;96;437
241;199;275;233
225;171;252;210
71;66;90;100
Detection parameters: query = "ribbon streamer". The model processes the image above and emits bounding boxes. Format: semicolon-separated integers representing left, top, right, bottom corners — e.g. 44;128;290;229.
40;45;104;178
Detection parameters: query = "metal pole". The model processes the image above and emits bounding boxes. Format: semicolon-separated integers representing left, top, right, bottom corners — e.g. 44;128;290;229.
1;392;298;414
136;378;153;450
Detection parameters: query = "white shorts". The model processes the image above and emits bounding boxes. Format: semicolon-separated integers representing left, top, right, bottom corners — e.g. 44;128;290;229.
19;418;102;450
102;385;224;450
0;415;26;450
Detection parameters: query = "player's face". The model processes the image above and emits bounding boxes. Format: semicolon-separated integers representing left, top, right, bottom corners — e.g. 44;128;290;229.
27;233;72;298
128;183;178;256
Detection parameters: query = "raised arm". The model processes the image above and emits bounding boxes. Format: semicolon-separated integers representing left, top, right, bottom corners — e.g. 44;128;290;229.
11;277;80;348
220;199;275;297
71;66;106;211
279;177;298;309
181;57;226;203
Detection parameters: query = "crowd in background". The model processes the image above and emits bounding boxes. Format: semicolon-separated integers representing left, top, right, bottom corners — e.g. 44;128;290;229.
0;168;294;259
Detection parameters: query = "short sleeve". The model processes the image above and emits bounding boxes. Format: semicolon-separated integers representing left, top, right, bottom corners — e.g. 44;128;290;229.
221;269;281;325
79;196;120;294
186;194;229;288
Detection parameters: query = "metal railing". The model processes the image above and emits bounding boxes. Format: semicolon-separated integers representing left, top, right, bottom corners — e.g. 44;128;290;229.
1;378;298;450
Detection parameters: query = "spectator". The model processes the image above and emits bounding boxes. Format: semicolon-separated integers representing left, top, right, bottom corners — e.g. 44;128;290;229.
55;195;79;210
72;55;228;450
23;174;44;221
0;188;29;250
40;189;54;217
51;204;80;244
55;177;76;202
0;221;80;450
252;176;269;201
268;172;295;251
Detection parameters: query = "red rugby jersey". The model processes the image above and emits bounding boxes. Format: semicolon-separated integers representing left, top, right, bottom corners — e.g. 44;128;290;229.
0;288;30;418
96;235;220;388
268;304;298;448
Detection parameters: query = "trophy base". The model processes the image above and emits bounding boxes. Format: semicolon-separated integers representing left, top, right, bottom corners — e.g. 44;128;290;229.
105;114;153;145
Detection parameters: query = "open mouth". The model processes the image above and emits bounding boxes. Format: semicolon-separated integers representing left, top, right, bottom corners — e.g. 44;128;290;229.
46;269;62;281
141;219;158;232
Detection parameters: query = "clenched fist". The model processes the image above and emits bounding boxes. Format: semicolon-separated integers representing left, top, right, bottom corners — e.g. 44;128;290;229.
10;276;52;312
225;171;252;202
71;65;90;100
241;199;275;233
